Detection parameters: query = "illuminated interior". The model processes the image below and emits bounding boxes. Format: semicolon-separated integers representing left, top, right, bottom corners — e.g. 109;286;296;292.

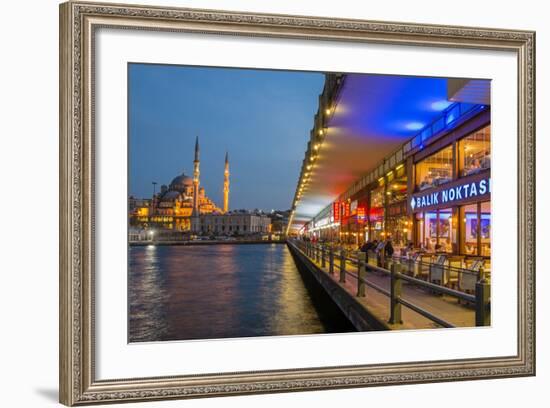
415;145;453;191
460;125;491;177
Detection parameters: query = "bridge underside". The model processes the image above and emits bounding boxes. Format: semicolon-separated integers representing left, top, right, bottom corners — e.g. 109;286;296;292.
290;74;488;232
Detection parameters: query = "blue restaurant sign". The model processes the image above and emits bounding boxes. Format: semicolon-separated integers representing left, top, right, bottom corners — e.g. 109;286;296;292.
409;174;491;213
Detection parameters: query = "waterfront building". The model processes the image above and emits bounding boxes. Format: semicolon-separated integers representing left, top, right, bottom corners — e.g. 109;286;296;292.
129;137;228;231
268;210;291;236
290;73;491;272
200;211;271;236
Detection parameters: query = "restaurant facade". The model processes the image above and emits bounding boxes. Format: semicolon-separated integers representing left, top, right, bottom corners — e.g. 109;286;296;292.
305;98;491;268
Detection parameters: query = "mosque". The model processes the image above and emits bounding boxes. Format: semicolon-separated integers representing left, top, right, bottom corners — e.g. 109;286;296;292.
129;137;230;232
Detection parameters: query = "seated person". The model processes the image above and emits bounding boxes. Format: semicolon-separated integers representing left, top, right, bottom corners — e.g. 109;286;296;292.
464;158;482;175
419;176;433;190
480;153;491;169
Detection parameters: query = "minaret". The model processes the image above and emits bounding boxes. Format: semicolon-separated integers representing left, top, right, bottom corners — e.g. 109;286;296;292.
223;151;230;213
193;136;200;215
191;136;201;233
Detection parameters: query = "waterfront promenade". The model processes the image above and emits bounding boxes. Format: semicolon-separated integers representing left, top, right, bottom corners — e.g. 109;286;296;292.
288;240;485;331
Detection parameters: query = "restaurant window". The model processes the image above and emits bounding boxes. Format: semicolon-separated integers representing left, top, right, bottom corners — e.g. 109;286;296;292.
415;212;424;248
387;169;407;205
480;201;491;257
460;125;491;177
437;208;453;253
369;184;385;241
418;208;453;253
386;216;411;250
415;145;453;191
460;201;491;257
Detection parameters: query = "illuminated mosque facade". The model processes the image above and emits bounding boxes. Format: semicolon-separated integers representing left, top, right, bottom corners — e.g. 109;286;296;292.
129;137;228;232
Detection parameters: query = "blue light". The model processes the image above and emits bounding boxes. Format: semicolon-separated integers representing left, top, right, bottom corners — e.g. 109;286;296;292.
445;113;456;125
405;121;424;131
430;100;453;111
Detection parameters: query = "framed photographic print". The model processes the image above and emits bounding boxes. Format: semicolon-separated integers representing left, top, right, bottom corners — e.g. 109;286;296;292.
59;1;535;405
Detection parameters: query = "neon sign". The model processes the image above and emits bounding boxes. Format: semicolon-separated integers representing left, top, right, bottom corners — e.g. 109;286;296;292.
343;202;351;218
333;201;341;222
410;176;490;212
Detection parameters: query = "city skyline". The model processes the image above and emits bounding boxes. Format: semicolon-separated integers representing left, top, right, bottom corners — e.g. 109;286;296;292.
129;63;325;210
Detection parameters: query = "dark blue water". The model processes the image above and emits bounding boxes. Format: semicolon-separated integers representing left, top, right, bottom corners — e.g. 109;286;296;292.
129;243;355;342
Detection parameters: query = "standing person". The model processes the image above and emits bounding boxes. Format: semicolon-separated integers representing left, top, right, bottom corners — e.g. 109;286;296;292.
385;239;394;257
405;241;414;257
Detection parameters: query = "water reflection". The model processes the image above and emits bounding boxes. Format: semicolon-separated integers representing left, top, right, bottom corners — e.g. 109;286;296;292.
129;244;355;342
128;245;170;341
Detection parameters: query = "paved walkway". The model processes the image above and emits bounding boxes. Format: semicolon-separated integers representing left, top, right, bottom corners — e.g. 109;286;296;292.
296;246;476;330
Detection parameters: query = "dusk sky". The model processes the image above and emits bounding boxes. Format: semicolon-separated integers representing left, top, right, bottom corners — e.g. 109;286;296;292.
129;63;324;211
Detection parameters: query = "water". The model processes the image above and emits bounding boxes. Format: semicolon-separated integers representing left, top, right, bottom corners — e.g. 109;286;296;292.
129;243;355;342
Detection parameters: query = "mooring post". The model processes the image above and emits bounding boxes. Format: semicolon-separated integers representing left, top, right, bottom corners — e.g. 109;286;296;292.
475;278;491;326
329;248;334;275
389;263;403;324
339;249;346;283
357;252;366;297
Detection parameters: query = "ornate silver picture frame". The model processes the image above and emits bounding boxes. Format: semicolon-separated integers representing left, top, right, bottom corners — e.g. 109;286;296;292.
59;1;535;405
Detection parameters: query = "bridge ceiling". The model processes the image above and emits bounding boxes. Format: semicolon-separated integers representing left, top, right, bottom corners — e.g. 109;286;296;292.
291;74;458;231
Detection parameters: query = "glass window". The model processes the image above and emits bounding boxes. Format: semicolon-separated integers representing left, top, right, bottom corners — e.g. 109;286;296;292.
423;211;437;251
438;208;453;253
386;216;411;250
460;125;491;176
370;185;384;210
369;185;385;241
415;212;424;249
460;201;490;263
419;208;453;253
461;203;479;255
480;201;491;257
387;171;407;205
415;145;453;191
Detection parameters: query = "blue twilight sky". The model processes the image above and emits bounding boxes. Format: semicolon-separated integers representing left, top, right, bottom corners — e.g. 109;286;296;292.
129;63;324;211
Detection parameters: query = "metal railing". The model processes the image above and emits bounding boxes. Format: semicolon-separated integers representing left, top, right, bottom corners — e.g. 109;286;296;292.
378;252;489;294
290;240;490;328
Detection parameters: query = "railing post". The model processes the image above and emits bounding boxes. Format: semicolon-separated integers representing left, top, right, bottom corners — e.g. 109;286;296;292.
321;245;326;268
356;252;366;297
389;263;402;324
329;248;334;275
339;249;346;283
315;244;320;263
478;266;485;281
475;278;491;326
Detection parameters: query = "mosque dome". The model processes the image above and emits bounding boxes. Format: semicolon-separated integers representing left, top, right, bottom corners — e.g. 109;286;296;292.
169;173;193;192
